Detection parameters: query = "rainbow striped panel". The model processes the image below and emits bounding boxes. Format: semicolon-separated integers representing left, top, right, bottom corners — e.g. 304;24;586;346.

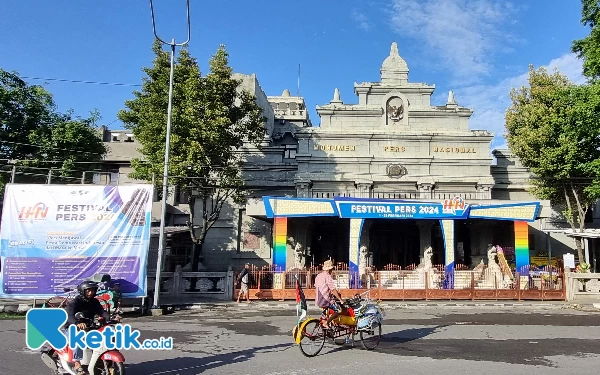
514;221;529;273
273;217;287;270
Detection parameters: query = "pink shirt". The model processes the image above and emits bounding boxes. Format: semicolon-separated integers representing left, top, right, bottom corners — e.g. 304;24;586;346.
314;271;336;308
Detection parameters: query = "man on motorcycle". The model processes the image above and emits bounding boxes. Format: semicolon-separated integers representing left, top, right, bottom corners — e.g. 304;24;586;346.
64;280;112;375
314;259;343;329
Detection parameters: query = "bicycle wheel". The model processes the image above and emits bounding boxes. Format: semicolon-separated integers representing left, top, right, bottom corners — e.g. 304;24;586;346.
299;320;325;357
360;323;382;350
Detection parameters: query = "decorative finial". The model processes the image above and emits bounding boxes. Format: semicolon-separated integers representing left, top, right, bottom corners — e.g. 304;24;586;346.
447;90;456;105
330;88;342;104
390;42;399;57
282;89;291;97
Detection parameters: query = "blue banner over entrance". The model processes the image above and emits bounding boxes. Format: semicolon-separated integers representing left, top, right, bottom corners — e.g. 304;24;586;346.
333;196;470;220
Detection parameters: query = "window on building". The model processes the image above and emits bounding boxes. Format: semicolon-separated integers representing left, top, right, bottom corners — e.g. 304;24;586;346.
174;186;190;204
284;144;297;159
125;133;134;142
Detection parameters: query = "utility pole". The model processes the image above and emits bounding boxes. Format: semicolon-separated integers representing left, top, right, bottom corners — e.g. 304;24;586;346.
149;0;191;310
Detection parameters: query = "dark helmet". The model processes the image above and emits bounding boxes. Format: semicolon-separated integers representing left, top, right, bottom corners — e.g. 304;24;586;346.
100;274;112;283
77;281;99;299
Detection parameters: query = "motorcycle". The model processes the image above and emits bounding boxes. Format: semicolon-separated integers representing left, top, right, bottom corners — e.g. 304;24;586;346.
40;312;126;375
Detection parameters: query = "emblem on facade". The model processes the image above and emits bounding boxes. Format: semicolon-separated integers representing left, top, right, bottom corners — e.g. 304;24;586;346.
386;97;404;122
386;164;407;178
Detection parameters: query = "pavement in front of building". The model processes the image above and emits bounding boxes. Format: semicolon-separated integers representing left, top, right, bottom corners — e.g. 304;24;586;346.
2;297;600;313
0;299;600;313
2;304;600;375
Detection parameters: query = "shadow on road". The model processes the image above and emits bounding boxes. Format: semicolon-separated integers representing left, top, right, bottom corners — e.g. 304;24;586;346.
125;343;293;374
380;325;447;345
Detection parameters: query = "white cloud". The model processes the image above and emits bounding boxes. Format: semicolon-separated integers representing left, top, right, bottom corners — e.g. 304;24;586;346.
388;0;518;83
453;53;585;151
351;10;371;31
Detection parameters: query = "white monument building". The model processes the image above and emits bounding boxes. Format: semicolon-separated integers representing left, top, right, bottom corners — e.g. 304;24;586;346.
100;43;597;279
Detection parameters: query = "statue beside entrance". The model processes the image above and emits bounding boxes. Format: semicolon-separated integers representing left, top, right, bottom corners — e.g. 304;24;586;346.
293;242;306;269
478;245;513;288
416;246;441;287
358;245;371;286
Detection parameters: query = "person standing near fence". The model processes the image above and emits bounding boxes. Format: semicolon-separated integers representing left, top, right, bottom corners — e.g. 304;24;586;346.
237;263;251;303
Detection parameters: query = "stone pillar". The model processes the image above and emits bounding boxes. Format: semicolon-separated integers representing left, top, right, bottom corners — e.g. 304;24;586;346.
355;181;372;198
416;220;433;263
440;220;455;289
418;182;434;200
295;179;312;198
476;183;493;199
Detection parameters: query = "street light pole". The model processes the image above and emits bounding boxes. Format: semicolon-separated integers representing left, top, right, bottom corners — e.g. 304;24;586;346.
149;0;191;310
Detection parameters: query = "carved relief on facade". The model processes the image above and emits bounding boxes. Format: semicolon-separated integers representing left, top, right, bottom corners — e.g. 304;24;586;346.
386;164;407;179
243;232;261;249
386;97;404;122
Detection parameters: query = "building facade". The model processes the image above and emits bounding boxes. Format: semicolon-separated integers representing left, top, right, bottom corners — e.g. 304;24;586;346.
98;42;599;280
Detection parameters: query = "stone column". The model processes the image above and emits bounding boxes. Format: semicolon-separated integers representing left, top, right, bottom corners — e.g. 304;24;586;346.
355;181;373;198
416;221;433;263
476;183;493;199
418;182;434;200
295;178;312;198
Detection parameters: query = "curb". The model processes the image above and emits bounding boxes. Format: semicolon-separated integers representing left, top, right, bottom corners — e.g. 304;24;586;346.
0;304;142;314
2;301;599;314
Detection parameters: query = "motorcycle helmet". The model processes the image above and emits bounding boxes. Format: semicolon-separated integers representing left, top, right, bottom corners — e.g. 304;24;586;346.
100;274;112;283
77;280;99;299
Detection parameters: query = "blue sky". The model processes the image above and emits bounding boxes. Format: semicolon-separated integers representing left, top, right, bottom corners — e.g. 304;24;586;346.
0;0;590;150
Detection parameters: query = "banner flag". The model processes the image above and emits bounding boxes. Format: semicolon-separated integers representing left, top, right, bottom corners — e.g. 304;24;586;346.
0;184;153;298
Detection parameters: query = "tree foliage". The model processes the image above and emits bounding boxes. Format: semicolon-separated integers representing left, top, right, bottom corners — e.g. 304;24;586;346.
505;65;600;263
0;68;107;215
118;41;266;269
572;0;600;81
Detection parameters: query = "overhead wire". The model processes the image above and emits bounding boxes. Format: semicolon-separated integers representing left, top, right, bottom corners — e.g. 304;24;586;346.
20;76;142;87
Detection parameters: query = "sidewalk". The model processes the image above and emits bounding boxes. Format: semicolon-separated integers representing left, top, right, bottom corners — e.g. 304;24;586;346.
2;298;599;313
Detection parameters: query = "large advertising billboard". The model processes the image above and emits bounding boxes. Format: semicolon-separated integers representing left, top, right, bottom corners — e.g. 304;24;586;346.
0;184;153;298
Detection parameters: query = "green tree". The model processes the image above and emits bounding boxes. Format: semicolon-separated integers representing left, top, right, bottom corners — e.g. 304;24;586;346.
572;0;600;80
505;65;600;264
0;69;107;214
118;41;266;271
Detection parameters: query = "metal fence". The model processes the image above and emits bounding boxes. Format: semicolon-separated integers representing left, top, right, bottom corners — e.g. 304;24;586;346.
233;265;565;301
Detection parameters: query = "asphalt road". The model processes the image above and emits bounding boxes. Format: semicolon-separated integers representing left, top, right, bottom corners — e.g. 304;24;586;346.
2;304;600;375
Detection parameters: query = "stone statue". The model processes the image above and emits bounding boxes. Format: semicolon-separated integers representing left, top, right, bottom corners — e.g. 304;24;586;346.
416;246;441;287
485;246;504;287
487;246;501;273
294;242;305;269
416;246;434;273
358;245;370;280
